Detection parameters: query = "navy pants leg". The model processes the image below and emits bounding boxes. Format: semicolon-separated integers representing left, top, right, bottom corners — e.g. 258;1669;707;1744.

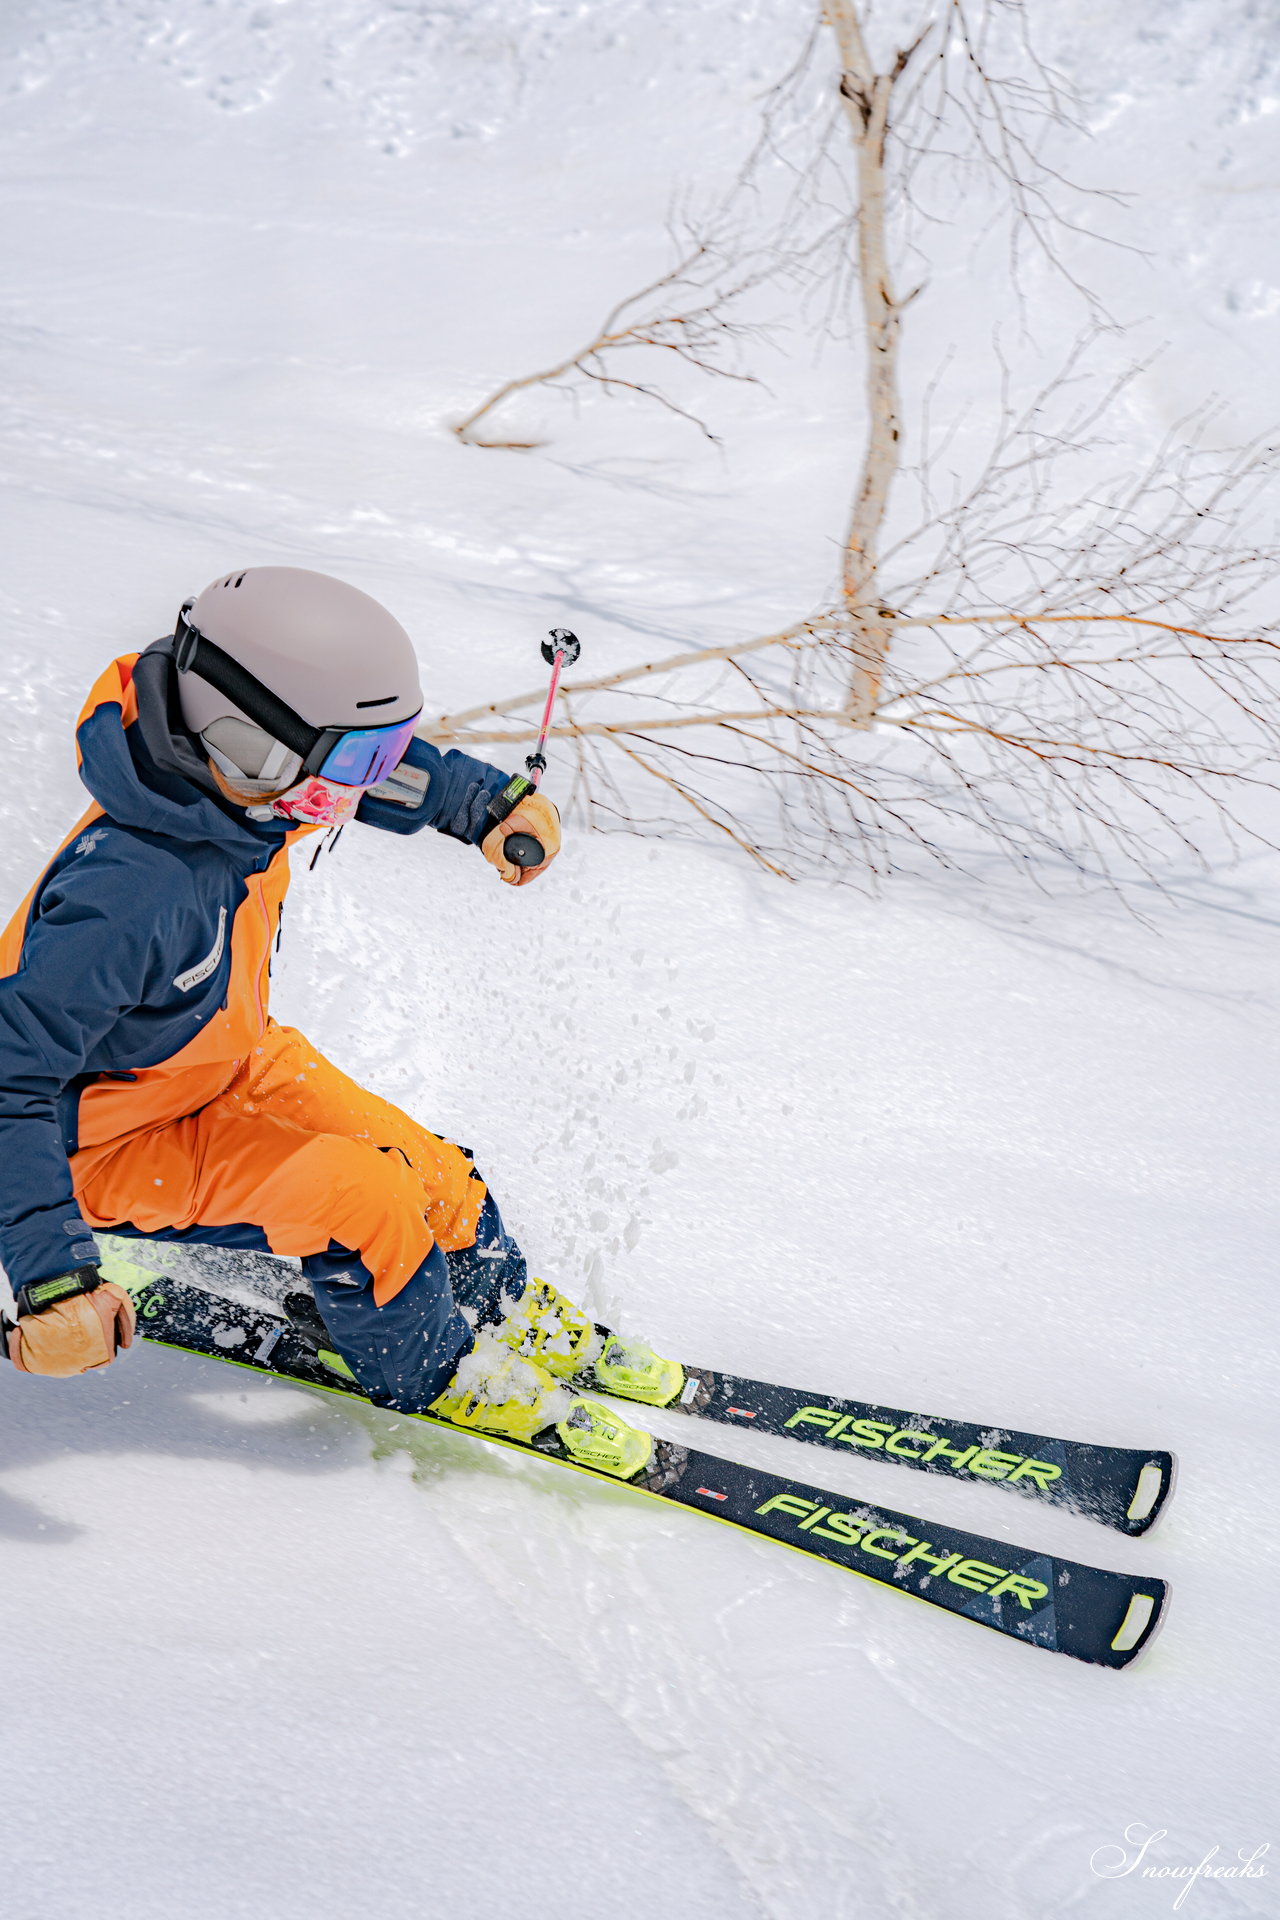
305;1191;529;1414
107;1190;530;1417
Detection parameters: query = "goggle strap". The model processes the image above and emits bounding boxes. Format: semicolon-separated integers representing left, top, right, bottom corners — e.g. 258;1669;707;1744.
174;612;320;761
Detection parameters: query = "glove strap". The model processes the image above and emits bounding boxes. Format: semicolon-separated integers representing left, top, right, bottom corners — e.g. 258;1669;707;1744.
484;773;537;832
15;1265;102;1318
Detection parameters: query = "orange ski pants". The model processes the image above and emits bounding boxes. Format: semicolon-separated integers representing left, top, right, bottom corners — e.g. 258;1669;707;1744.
71;1021;487;1305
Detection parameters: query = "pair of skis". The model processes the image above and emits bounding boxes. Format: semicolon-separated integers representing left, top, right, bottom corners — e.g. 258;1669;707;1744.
100;1240;1171;1670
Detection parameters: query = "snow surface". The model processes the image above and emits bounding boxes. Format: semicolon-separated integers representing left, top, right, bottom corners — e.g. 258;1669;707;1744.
1;3;1278;1915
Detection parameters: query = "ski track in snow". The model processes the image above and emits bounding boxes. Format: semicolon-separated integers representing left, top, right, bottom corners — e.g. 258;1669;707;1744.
1;3;1278;1916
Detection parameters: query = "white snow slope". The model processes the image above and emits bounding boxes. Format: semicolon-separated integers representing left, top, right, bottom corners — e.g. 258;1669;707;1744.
1;4;1278;1916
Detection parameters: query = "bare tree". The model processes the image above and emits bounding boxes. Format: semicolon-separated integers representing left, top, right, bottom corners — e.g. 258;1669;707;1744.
827;0;918;725
434;2;1280;888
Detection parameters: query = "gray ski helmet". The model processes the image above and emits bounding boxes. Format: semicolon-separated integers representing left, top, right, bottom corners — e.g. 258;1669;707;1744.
178;566;423;786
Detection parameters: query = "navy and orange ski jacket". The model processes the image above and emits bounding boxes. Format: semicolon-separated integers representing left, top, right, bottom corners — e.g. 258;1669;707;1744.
0;637;510;1294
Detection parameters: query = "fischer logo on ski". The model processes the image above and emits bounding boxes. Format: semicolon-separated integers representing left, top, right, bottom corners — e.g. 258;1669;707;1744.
755;1492;1050;1608
784;1407;1062;1490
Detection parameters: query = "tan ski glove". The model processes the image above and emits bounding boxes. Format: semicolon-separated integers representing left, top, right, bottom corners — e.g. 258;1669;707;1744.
7;1268;136;1376
482;791;562;886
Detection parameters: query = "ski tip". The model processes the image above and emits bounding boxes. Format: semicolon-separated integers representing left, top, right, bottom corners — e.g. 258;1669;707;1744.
1107;1578;1171;1670
1122;1450;1178;1536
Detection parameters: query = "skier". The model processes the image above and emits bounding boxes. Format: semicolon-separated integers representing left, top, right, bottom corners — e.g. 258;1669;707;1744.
0;567;676;1477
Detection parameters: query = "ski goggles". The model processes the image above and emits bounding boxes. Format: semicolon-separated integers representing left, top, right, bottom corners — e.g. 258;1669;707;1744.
306;713;420;787
174;605;422;788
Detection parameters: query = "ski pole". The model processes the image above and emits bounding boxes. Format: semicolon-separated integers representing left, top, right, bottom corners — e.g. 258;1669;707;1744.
502;627;581;869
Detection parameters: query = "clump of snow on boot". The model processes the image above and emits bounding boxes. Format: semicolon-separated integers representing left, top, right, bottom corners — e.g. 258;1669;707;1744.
494;1280;604;1374
447;1328;575;1429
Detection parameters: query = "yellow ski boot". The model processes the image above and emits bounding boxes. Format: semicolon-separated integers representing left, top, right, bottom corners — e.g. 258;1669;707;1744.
430;1336;653;1480
496;1280;685;1409
494;1278;602;1379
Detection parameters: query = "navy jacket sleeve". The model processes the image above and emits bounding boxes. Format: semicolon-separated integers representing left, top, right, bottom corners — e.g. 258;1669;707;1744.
355;737;510;842
0;849;171;1292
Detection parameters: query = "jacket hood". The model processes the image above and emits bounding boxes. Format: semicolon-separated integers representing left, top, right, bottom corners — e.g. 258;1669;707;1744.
75;641;287;857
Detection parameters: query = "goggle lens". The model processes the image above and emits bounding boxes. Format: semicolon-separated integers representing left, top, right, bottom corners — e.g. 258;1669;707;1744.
317;715;420;787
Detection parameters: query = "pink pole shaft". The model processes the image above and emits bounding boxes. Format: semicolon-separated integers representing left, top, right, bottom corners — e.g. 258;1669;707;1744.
527;650;566;788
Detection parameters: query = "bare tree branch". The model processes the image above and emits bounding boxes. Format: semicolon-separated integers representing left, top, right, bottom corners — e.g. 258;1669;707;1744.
452;224;779;447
